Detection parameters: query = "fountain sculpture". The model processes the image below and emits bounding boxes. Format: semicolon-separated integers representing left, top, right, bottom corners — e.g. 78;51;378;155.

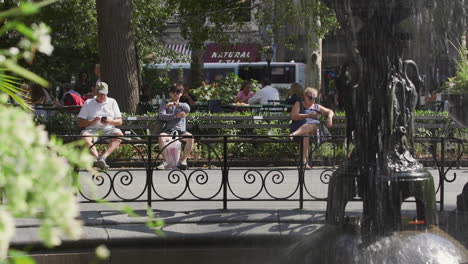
288;1;468;263
325;0;438;237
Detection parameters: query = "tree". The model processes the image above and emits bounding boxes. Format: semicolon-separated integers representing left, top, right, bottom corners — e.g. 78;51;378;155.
254;0;338;88
132;0;171;65
0;0;99;85
2;0;172;112
165;0;256;88
165;0;337;90
96;0;140;113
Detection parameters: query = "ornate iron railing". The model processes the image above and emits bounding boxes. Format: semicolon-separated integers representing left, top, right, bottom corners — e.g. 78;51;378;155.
72;135;465;210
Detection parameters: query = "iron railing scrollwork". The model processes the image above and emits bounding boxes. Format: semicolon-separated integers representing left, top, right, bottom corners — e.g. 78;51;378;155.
71;135;465;210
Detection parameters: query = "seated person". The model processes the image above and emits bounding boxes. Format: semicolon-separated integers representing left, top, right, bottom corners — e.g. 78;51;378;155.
179;83;197;105
62;83;84;111
75;71;92;95
139;84;152;103
29;83;58;118
285;83;303;105
290;87;334;169
157;85;194;170
235;81;255;103
137;84;154;114
78;82;123;170
82;85;97;101
247;79;279;105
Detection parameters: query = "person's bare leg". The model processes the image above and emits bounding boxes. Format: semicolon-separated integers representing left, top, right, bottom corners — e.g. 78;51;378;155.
158;132;169;161
290;125;307;140
180;132;194;162
290;124;317;140
302;125;318;168
82;132;99;158
300;124;318;134
302;135;310;168
101;132;123;159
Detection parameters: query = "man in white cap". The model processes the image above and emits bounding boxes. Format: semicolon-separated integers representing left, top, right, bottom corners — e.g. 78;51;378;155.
78;82;123;170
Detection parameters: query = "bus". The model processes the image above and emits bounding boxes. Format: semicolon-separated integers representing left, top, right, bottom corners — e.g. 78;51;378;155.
147;62;306;89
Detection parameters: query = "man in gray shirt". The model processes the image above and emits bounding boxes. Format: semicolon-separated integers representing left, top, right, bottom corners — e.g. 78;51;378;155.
157;83;194;170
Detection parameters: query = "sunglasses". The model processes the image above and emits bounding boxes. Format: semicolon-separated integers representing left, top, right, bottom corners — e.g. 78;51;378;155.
172;90;183;94
307;95;316;100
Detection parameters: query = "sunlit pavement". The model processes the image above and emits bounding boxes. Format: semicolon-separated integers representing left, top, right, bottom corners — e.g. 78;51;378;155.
12;167;468;263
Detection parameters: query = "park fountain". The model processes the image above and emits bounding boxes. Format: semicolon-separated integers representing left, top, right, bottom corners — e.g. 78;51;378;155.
288;0;468;263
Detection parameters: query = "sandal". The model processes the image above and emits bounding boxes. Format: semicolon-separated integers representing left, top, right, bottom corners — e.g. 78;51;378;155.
302;161;312;170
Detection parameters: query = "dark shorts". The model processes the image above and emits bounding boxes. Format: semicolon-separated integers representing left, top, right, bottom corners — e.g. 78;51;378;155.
162;129;186;135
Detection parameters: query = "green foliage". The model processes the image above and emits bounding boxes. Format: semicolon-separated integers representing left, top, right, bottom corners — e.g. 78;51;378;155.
142;67;173;97
254;0;338;50
0;98;93;254
8;249;35;264
1;0;175;85
34;112;80;136
0;3;96;259
414;110;448;116
132;0;175;65
20;0;98;83
0;1;52;102
217;74;245;104
164;0;260;87
444;42;468;94
191;73;259;104
166;0;252;48
111;144;139;160
191;82;219;102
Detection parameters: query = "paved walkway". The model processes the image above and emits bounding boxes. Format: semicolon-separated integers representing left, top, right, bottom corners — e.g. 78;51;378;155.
12;167;468;264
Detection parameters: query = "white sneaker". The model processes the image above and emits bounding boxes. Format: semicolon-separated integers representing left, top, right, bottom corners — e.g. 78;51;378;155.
157;162;168;170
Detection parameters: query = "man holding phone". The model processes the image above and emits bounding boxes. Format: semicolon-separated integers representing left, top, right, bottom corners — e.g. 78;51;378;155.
78;82;123;170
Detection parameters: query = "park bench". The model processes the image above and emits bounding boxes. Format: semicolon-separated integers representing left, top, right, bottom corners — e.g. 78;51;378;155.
50;110;462;168
191;115;347;167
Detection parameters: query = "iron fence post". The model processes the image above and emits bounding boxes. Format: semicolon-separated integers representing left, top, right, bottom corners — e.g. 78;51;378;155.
223;135;228;209
147;135;153;208
440;137;445;211
299;136;304;209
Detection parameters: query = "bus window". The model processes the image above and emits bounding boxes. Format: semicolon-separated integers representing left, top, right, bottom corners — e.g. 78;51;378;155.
238;65;266;83
238;65;296;84
148;62;305;88
204;68;236;84
271;65;295;84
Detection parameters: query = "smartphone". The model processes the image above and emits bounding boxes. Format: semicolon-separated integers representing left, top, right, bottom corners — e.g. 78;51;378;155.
101;116;107;122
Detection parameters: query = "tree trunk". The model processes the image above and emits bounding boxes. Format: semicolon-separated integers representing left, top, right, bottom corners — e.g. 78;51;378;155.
190;45;205;89
96;0;139;113
305;18;322;89
189;13;206;90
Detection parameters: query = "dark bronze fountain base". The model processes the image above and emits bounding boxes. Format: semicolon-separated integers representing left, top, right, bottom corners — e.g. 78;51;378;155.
326;161;437;232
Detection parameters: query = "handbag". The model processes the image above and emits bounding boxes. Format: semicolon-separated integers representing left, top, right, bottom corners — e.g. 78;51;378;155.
317;123;331;144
